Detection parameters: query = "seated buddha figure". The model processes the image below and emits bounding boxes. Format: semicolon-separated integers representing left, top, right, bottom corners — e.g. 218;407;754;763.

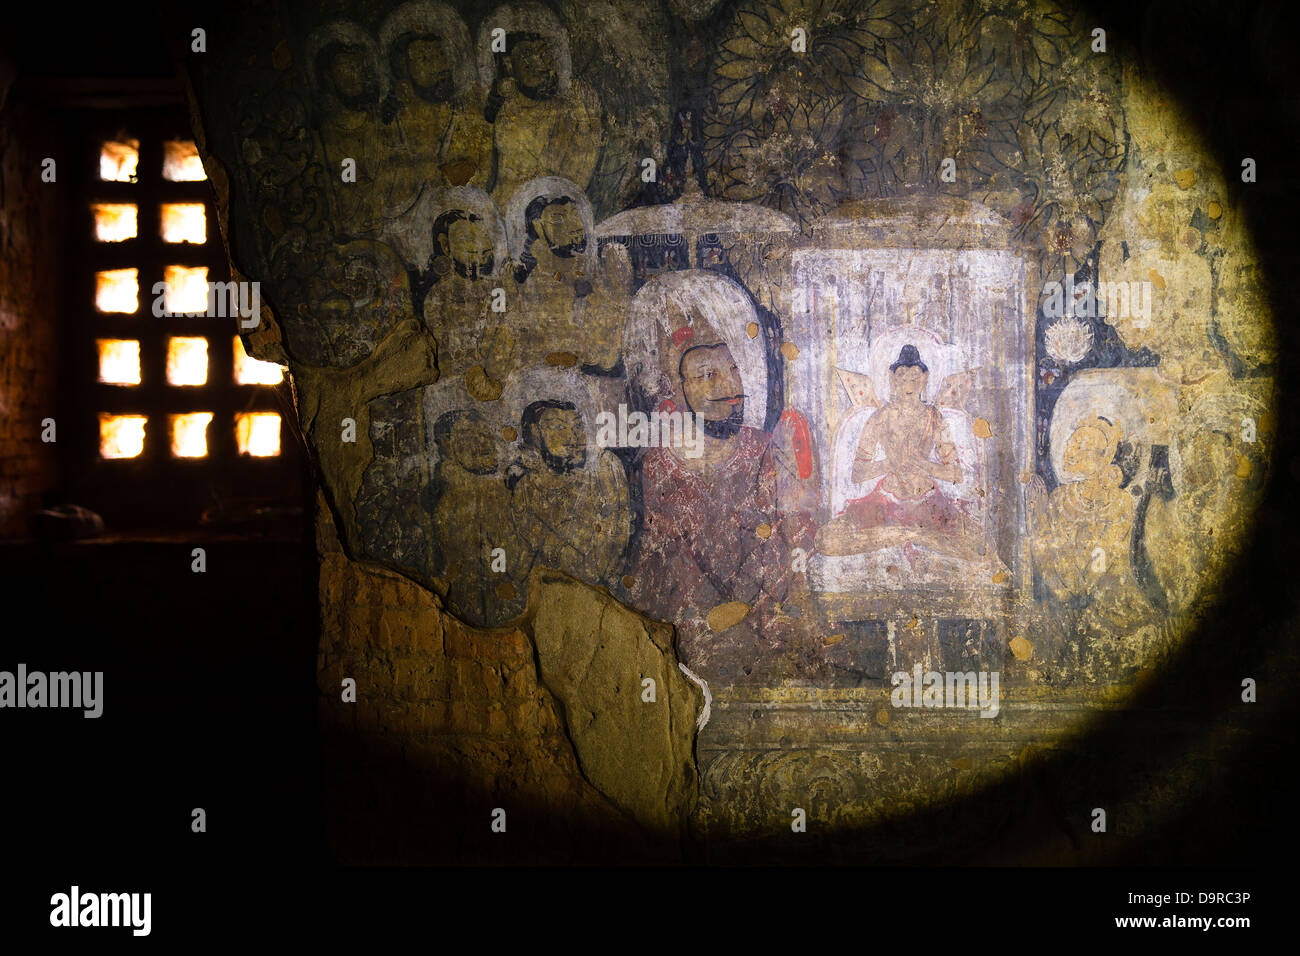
816;344;986;563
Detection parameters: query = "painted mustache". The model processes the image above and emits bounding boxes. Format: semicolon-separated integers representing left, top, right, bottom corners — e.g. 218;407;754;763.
549;239;587;258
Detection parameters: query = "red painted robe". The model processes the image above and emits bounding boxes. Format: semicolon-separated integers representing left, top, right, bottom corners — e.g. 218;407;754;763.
630;419;816;679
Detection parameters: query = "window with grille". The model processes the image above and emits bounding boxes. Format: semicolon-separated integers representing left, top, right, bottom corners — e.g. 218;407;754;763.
62;106;301;530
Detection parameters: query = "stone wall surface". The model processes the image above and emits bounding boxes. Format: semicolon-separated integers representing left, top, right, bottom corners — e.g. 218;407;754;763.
0;97;62;538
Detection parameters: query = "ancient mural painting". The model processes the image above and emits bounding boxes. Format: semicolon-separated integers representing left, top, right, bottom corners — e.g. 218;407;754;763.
193;0;1275;848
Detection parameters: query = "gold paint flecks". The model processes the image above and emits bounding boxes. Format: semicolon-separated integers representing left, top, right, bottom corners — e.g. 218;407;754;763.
466;366;503;401
707;601;750;632
1009;636;1034;660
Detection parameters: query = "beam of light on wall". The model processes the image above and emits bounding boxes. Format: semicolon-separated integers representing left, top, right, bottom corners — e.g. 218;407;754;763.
166;337;208;386
161;203;206;244
163;139;206;181
99;414;146;458
99;138;139;182
163;265;209;315
92;203;137;242
233;336;285;385
95;268;139;313
235;412;281;457
170;412;213;458
96;339;141;385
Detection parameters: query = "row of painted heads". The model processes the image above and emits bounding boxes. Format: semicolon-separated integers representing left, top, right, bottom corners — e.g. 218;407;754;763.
432;399;587;478
429;178;596;280
429;199;766;285
307;3;572;110
429;342;748;479
426;272;774;475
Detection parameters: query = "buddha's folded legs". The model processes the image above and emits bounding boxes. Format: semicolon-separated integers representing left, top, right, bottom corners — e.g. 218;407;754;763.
815;492;989;561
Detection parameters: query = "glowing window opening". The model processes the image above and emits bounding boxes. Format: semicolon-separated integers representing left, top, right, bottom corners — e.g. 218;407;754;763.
99;139;139;182
235;412;281;457
99;414;147;459
163;265;209;315
163;140;206;181
160;203;206;244
170;412;213;458
92;203;137;242
166;337;208;386
96;339;141;385
233;336;285;385
95;268;139;314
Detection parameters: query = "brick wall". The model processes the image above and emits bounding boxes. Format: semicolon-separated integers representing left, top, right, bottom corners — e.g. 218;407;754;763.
312;493;663;864
0;99;62;538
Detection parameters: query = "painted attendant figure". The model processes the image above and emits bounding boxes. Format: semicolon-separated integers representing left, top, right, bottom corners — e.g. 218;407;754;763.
625;272;818;681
